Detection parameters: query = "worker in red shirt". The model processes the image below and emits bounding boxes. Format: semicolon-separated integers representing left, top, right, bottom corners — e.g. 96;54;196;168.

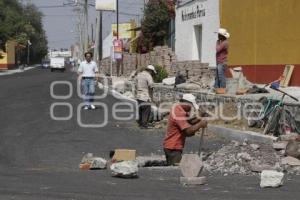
163;94;208;166
215;28;230;89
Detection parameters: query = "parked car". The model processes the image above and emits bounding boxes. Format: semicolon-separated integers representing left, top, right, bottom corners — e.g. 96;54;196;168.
41;59;50;69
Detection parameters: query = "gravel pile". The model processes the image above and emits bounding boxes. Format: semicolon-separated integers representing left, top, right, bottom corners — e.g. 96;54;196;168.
203;141;285;176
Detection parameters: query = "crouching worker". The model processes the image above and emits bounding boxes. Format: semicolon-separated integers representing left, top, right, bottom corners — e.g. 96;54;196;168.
163;94;207;166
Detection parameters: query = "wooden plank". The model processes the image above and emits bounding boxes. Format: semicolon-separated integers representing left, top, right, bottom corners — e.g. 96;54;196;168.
280;65;294;87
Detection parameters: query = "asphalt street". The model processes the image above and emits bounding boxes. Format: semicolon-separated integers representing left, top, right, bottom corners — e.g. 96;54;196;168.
0;67;299;200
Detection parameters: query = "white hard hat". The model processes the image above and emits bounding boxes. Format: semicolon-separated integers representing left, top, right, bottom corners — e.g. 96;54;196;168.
182;94;199;110
146;65;157;74
217;28;230;39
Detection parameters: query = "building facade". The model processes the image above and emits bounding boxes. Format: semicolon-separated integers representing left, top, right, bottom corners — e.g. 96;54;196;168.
0;41;17;70
175;0;300;85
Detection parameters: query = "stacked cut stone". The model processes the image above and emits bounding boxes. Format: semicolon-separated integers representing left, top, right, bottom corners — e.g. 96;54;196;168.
122;53;138;76
100;57;117;76
100;45;177;76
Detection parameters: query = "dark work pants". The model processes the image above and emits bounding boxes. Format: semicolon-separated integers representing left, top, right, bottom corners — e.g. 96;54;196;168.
164;148;183;166
137;100;151;127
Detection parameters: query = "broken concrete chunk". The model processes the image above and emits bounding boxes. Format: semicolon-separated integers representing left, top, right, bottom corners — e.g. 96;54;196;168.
250;144;260;151
250;161;273;172
180;176;207;186
285;140;300;159
279;133;299;141
90;157;107;169
136;155;166;167
273;141;288;150
81;153;94;164
237;152;252;161
180;154;203;178
260;170;284;188
281;156;300;166
110;161;138;178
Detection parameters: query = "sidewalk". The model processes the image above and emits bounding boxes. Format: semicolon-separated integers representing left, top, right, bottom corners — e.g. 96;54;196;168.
0;65;37;76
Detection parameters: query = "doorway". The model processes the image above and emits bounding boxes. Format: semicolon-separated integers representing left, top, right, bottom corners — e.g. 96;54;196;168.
194;25;203;61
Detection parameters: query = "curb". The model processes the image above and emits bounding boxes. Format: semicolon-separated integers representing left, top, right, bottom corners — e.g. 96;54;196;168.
208;124;278;144
0;66;36;76
98;83;136;104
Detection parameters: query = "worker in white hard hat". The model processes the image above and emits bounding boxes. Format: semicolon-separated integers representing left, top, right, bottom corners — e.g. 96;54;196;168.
215;28;230;89
135;65;157;129
163;94;208;166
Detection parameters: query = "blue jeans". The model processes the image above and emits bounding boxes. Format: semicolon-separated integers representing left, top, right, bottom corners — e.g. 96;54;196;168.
214;63;227;88
81;78;95;105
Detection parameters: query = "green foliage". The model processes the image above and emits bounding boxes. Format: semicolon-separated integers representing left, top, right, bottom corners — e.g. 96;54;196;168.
140;0;175;51
153;64;168;83
0;0;48;62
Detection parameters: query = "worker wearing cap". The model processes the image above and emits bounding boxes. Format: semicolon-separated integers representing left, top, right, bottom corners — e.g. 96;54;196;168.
163;94;208;166
215;28;230;89
135;65;157;128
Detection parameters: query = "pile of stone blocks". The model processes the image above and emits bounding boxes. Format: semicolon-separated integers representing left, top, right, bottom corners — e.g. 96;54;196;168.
100;45;177;76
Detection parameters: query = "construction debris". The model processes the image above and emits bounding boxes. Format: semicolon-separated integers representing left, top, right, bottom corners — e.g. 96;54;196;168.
203;141;282;175
110;161;139;178
90;158;107;170
285;140;300;159
260;170;284;188
80;153;107;170
136;155;166;167
281;156;300;166
273;141;288;150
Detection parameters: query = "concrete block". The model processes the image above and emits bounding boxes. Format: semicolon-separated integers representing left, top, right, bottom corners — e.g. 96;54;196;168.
260;170;284;188
180;176;207;185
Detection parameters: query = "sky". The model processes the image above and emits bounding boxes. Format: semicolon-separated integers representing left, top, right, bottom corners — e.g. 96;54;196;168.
28;0;144;49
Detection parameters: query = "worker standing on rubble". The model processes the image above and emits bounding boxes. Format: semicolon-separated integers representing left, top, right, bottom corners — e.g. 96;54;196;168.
135;65;157;129
215;28;230;89
163;94;208;166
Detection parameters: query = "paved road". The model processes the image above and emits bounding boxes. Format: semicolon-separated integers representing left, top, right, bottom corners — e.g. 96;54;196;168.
0;67;299;200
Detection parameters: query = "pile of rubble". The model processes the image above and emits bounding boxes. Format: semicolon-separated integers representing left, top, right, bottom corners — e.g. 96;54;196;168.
203;139;300;176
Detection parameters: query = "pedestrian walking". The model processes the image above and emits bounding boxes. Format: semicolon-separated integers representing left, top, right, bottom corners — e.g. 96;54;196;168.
214;28;230;89
135;65;157;129
78;52;99;110
163;94;208;166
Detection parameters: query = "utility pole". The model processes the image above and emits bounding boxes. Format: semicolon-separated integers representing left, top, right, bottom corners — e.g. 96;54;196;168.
84;0;88;53
99;11;102;60
116;0;119;39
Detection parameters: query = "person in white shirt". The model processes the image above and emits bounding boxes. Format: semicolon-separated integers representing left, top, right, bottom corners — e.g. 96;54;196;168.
78;52;99;110
135;65;156;128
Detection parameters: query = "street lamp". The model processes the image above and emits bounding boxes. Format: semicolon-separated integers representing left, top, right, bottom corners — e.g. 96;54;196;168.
27;40;32;65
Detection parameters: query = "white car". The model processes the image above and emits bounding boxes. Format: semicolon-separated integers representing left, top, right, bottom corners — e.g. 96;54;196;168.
50;57;65;72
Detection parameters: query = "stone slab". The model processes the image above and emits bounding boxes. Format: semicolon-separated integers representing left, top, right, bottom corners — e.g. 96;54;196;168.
179;154;203;177
180;176;207;186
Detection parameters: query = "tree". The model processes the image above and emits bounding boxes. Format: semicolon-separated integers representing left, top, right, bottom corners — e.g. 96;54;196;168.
139;0;175;52
0;0;48;62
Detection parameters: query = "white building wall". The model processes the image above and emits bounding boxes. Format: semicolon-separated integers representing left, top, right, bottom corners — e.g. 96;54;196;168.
175;0;220;66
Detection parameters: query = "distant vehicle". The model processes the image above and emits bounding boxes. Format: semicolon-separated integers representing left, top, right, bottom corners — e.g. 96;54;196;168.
50;57;65;72
41;60;50;69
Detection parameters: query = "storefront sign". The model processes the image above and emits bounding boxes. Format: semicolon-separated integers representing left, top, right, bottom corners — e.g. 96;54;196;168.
182;5;206;22
95;0;116;11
